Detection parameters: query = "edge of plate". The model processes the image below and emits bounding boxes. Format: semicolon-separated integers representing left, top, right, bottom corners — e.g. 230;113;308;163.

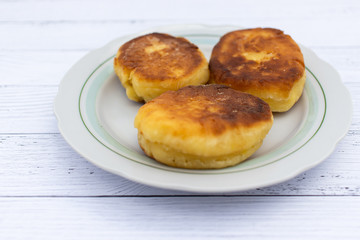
54;24;353;193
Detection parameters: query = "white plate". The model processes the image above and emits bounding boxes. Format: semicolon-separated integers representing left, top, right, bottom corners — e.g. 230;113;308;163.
54;24;352;193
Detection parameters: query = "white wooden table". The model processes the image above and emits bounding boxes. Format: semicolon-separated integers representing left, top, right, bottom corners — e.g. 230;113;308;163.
1;0;359;239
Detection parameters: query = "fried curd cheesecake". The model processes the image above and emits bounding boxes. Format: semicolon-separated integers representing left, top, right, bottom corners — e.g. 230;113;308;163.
134;84;273;169
114;33;209;102
209;28;306;112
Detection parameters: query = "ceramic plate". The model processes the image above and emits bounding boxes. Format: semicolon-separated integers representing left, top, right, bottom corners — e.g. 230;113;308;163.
54;24;352;193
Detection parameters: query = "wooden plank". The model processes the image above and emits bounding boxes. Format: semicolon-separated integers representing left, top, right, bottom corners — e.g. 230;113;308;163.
0;50;87;85
0;21;155;51
1;196;360;239
0;47;359;85
0;133;359;196
0;19;360;50
0;86;59;134
0;0;358;22
0;1;358;239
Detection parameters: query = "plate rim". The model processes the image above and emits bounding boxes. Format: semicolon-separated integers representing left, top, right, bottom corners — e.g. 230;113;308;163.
79;60;326;174
54;24;353;193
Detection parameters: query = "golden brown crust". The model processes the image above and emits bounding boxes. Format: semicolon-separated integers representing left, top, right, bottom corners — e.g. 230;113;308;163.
113;32;209;102
209;28;305;99
134;84;273;169
142;84;272;135
115;32;205;81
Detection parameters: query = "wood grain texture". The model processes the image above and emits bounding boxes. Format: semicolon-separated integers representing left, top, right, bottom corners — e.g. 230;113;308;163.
1;19;359;51
1;196;360;239
1;0;360;239
0;51;86;85
0;133;359;196
1;0;358;22
0;0;360;51
0;86;58;133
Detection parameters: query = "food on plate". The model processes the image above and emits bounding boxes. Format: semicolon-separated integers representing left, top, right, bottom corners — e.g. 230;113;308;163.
134;84;273;169
114;32;209;102
209;28;306;112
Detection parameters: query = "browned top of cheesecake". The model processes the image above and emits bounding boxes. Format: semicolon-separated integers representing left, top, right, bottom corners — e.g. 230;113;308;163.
209;28;305;97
